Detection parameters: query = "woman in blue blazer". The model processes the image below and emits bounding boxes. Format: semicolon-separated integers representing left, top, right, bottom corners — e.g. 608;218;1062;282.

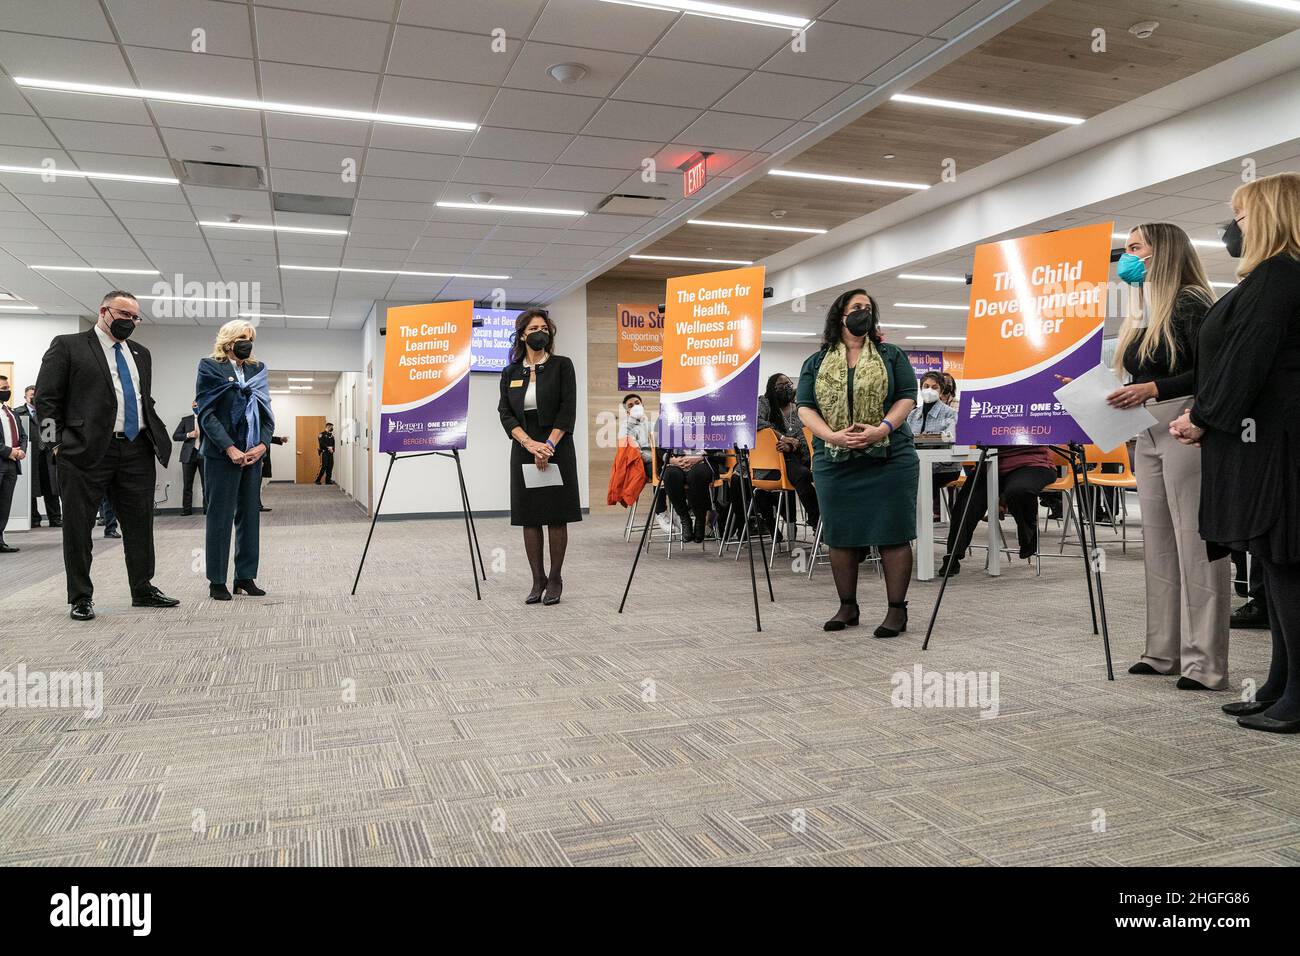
196;320;274;600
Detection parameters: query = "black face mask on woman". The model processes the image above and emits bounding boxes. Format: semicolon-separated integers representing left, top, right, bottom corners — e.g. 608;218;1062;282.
1222;218;1243;258
844;305;876;338
525;330;551;352
231;339;254;360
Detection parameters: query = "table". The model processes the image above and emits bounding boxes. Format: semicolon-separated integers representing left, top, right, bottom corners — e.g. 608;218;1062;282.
915;445;1001;581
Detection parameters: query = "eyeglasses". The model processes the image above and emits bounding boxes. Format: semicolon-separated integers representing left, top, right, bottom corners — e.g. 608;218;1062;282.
104;306;141;321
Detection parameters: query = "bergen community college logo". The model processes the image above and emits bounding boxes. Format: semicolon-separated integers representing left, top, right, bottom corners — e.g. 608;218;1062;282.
969;398;1024;420
387;420;423;434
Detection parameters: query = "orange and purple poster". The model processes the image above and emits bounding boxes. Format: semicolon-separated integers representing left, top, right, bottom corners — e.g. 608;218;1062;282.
380;300;471;452
657;266;764;451
616;303;663;390
956;222;1112;445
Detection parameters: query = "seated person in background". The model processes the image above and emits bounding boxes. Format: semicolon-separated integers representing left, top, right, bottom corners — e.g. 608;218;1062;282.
941;372;959;410
659;447;728;543
755;372;820;536
905;371;960;520
940;445;1056;575
618;393;652;476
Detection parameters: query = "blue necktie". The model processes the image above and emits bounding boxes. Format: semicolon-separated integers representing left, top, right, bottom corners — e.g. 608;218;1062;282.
113;342;140;440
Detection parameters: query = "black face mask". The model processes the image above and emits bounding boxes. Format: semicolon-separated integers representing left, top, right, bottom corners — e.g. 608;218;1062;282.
1222;218;1243;258
844;306;876;338
0;390;10;403
231;339;254;360
776;384;795;404
525;330;551;352
109;317;136;340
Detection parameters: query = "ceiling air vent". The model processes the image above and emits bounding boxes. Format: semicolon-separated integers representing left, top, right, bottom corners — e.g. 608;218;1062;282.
596;194;670;216
172;159;265;189
273;192;355;217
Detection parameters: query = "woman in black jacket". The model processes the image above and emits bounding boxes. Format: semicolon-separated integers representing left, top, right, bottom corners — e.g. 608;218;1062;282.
1171;172;1300;732
498;308;580;605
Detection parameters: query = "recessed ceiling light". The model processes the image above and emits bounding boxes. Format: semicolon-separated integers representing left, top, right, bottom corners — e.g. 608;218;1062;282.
898;273;966;283
894;302;968;311
436;201;585;216
14;76;477;131
0;163;179;185
770;169;930;190
240;313;330;320
547;62;589;84
891;92;1085;125
199;221;347;236
31;264;159;275
882;153;896;160
1128;20;1159;38
280;265;511;280
688;218;826;235
906;335;966;342
596;0;809;29
629;254;754;265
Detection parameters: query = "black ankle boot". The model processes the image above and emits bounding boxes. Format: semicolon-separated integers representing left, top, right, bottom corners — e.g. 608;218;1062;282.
210;583;232;601
874;601;908;639
233;579;265;596
823;601;859;632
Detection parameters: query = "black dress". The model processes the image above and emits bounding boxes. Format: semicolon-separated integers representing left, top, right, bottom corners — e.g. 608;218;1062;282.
1190;254;1300;564
499;354;582;527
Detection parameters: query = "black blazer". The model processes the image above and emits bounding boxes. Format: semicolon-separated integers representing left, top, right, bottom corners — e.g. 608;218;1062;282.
498;354;577;438
1;405;28;475
172;414;200;463
1190;253;1300;561
197;358;274;460
35;328;171;469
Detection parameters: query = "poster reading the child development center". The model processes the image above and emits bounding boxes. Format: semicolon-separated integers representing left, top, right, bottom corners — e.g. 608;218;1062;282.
956;221;1113;446
657;265;764;451
616;303;663;390
379;300;471;452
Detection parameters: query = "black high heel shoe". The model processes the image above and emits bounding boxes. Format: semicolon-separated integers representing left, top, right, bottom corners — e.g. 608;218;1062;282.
525;579;546;604
873;600;908;639
1222;698;1277;717
233;579;265;596
823;601;859;632
542;578;563;605
210;583;232;601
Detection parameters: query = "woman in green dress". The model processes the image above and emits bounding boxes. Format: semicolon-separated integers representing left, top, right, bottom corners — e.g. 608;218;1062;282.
797;289;920;635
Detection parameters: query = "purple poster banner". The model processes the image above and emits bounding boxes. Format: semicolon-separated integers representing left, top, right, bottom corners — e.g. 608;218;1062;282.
379;301;472;452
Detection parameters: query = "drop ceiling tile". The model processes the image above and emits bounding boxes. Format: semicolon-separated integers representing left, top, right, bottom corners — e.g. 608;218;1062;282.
266;138;357;174
0;115;62;150
398;0;547;36
862;36;946;85
151;102;266;137
388;24;515;86
581;101;700;141
467;127;574;164
556;136;664;170
366;125;476;155
361;149;461;180
183;186;271;210
649;16;788;70
0;33;133;84
253;7;390;72
504;41;639;98
126;47;260;99
820;0;974;34
451;156;551;188
762;23;920;83
23;89;154;125
46;119;167;157
3;0;116;41
161;127;265;167
267;169;358;197
761;121;815;152
675;112;792;151
533;165;627;192
931;0;1010;40
263;114;370;147
419;220;493;239
803;84;873;123
483;89;602;135
612;58;749;110
107;0;253;53
375;75;497;126
715;72;850;120
19;194;114;216
351;198;433;221
258;62;380;112
358;177;445;202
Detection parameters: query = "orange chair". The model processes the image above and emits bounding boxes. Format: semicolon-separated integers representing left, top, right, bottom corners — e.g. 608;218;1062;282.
1081;443;1139;552
636;429;685;557
719;429;793;564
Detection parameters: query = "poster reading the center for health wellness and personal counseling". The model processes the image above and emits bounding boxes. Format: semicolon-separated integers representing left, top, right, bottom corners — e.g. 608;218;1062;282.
379;300;471;452
657;265;764;452
616;303;663;390
955;222;1114;446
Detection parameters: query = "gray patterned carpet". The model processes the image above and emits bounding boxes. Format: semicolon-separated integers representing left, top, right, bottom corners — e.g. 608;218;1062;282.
0;484;1294;866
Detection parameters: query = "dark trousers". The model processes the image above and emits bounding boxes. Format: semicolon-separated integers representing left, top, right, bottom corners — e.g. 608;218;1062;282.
57;434;157;604
662;460;713;525
0;460;16;544
946;463;1055;559
181;456;205;513
99;496;118;535
30;451;61;524
204;455;262;584
755;456;820;529
315;449;333;482
1232;550;1267;607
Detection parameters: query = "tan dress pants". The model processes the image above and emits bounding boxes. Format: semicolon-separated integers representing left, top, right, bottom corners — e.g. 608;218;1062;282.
1134;397;1231;689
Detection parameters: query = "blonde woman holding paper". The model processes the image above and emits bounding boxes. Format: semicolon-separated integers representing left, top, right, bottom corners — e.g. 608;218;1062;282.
1115;222;1229;690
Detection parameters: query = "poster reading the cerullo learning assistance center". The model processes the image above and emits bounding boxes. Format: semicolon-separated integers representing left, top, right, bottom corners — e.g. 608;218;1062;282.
379;300;471;452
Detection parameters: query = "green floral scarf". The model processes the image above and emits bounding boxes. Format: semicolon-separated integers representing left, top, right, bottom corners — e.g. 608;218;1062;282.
814;340;889;461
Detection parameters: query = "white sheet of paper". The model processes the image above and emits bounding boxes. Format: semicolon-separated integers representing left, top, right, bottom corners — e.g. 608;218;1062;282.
522;462;564;489
1053;364;1158;451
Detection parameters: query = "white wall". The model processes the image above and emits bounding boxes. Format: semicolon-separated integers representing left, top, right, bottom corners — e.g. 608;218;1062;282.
366;287;589;517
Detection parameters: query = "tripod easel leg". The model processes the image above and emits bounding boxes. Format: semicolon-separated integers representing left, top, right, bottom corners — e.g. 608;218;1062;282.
453;449;487;581
734;448;764;632
450;449;482;601
619;481;664;613
923;446;989;651
1067;460;1099;635
1075;445;1115;681
351;452;395;596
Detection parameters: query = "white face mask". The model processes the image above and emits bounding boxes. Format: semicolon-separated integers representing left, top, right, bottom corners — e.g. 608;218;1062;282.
628;404;645;420
920;387;940;404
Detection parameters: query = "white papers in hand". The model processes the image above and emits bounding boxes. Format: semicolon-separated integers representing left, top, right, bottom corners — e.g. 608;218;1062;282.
522;462;564;488
1053;364;1158;452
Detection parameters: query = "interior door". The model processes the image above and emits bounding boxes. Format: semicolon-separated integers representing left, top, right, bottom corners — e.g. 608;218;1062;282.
296;415;326;483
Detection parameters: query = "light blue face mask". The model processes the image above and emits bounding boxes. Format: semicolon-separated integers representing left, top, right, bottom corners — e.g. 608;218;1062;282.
1117;252;1148;285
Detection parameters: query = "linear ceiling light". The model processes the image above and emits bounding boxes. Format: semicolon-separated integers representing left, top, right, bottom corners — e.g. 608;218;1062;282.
894;302;967;311
200;221;347;236
0;304;40;310
629;254;754;265
1112;232;1223;250
898;273;966;283
137;295;234;303
436;201;585;216
596;0;809;29
240;313;330;320
763;330;817;336
280;265;510;280
880;322;927;329
31;264;159;275
769;169;929;190
286;377;315;382
1234;0;1300;13
891;93;1084;125
0;163;178;185
688;218;826;235
906;335;966;342
14;77;477;131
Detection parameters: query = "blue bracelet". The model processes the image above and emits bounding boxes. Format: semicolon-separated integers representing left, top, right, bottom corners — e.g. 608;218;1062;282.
882;419;894;433
545;438;555;449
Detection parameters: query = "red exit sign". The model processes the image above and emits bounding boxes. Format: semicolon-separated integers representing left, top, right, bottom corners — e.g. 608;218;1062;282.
682;156;707;197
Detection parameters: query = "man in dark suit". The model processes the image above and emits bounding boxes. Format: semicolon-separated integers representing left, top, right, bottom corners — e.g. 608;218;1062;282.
314;422;335;484
35;290;180;620
172;399;205;516
22;385;61;527
0;374;28;553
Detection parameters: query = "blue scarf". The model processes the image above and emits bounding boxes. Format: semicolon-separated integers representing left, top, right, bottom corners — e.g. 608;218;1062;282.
196;360;274;449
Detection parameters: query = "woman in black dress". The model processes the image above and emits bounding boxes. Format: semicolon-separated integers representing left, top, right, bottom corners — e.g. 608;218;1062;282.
1170;172;1300;732
498;308;580;605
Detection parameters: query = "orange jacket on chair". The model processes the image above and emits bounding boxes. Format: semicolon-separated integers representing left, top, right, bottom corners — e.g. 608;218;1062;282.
607;437;647;507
